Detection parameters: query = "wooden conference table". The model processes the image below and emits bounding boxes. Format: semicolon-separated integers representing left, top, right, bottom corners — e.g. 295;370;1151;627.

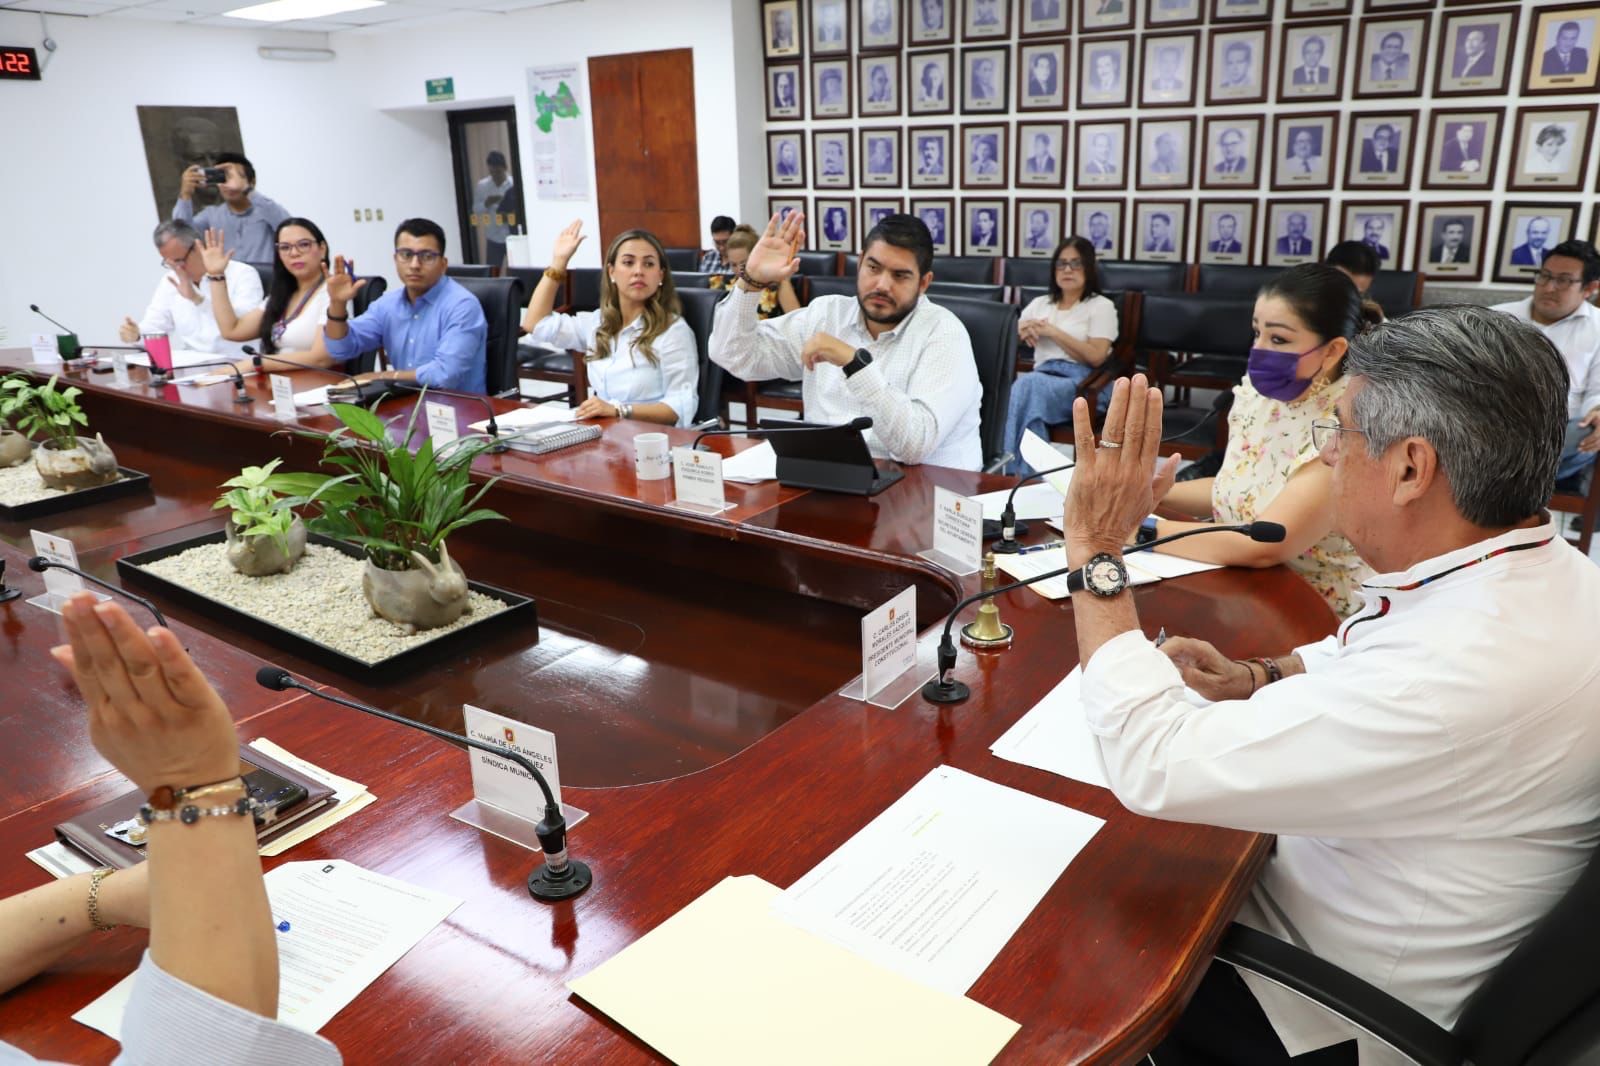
0;353;1337;1064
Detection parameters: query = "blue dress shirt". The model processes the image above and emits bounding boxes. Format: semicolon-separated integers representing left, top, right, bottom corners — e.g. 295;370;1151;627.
324;276;488;394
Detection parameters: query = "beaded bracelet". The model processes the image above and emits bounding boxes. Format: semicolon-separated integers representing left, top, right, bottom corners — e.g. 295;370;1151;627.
139;795;262;827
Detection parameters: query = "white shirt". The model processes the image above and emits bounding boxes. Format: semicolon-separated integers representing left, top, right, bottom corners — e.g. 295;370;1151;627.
259;284;330;355
525;310;699;428
1492;297;1600;419
1019;293;1117;367
709;288;982;469
136;260;263;358
472;175;515;243
1081;519;1600;1064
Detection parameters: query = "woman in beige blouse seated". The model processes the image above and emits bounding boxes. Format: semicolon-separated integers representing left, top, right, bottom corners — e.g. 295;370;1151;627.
708;225;800;319
1143;264;1380;616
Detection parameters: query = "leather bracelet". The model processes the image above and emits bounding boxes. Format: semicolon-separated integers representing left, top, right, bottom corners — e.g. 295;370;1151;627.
87;868;117;932
543;267;568;282
326;311;349;322
206;274;227;283
1251;656;1283;684
1236;659;1259;695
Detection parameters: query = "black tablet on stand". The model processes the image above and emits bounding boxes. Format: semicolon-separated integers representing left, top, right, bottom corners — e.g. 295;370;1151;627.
762;419;904;496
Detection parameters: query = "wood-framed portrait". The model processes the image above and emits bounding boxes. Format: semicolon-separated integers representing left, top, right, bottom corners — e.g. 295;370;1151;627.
859;53;902;116
961;197;1007;256
1287;0;1350;16
811;0;851;54
768;131;807;186
1079;0;1133;34
1017;41;1068;109
766;63;805;121
813;59;852;118
910;0;955;43
910;197;956;254
1201;115;1264;188
1343;111;1419;189
1278;20;1346;101
960;45;1009;112
1075;200;1124;258
1133;201;1188;262
1272;111;1338;191
860;127;903;186
812;128;855;188
1353;15;1429;98
1415;201;1488;280
1078;35;1133;108
1016;120;1068;188
769;196;807;226
1207;25;1269;105
858;0;902;49
960;122;1009;188
1421;107;1503;189
1145;0;1202;29
1494;201;1581;284
963;0;1011;39
1365;0;1430;12
1015;198;1067;256
1508;105;1598;191
1020;0;1070;38
862;197;905;232
1075;119;1129;190
764;0;803;58
1197;199;1258;264
1263;199;1327;266
909;125;955;187
907;49;955;114
1141;31;1199;107
815;197;857;252
1339;200;1408;270
1211;0;1272;23
1136;116;1194;190
1435;6;1518;96
1523;3;1600;95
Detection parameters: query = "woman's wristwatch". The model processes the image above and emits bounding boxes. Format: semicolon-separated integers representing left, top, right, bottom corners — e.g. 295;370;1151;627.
617;402;633;419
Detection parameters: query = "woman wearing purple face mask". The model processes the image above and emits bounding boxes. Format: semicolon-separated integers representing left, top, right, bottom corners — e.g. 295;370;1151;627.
1142;264;1381;615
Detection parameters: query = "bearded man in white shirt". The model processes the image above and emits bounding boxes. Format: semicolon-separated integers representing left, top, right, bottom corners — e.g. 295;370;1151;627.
1053;306;1600;1065
118;219;263;358
709;211;982;469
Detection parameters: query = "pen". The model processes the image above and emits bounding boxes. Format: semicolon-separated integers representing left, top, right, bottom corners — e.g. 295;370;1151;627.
1018;540;1064;555
1155;627;1168;647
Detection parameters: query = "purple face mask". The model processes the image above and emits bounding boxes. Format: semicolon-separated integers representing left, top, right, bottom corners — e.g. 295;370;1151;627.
1247;343;1323;402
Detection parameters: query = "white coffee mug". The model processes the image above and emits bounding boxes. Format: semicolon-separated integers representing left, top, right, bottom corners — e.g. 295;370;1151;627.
635;432;671;480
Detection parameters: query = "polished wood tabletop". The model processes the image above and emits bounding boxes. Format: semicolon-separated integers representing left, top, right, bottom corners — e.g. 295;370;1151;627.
0;352;1339;1064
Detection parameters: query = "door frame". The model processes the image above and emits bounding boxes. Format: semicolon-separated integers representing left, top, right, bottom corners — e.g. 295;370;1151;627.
445;105;524;266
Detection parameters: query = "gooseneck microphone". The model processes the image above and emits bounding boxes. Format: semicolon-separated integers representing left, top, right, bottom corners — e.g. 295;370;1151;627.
255;667;593;902
921;521;1287;704
390;382;511;453
242;346;357;384
29;304;76;337
691;415;874;450
26;558;169;628
990;461;1074;555
172;359;255;405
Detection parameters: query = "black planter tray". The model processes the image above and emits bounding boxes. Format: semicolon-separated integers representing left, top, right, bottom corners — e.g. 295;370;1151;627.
0;467;152;521
117;531;539;677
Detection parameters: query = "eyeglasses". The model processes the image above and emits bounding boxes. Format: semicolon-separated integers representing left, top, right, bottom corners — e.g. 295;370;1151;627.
276;239;319;255
159;244;197;270
1534;270;1583;290
1311;418;1366;453
394;249;443;264
1054;259;1085;273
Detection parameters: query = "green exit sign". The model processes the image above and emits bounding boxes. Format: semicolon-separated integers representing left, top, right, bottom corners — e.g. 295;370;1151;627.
426;77;455;102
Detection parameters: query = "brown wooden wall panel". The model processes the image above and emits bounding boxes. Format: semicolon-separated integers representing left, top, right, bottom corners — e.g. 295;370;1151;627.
590;47;701;250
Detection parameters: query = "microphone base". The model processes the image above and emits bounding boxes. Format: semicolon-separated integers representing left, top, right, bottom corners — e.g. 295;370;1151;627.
233;393;254;406
528;859;593;902
488;439;510;454
0;587;19;604
921;677;971;704
991;538;1023;554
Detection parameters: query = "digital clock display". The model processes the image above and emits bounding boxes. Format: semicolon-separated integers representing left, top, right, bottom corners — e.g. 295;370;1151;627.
0;47;41;81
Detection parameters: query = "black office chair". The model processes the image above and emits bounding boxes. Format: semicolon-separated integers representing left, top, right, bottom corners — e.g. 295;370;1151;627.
805;275;858;303
451;275;527;396
446;264;495;279
796;251;839;276
1100;261;1192;294
674;271;717;289
1001;257;1053;289
1136;292;1255;388
925;293;1019;471
932;255;997;284
247;262;274;295
503;266;548;295
1195;264;1282;297
348;276;388;375
663;248;700;272
1369;271;1423;319
927;281;1004;301
840;254;859;276
568;268;602;313
674;287;725;426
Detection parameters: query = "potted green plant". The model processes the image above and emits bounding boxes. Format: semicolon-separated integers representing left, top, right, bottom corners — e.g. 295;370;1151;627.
0;374;117;489
272;396;506;632
214;458;307;576
0;376;31;469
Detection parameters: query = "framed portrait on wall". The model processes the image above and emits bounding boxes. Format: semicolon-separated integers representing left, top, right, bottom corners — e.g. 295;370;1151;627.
1365;0;1430;12
1021;0;1070;37
909;126;955;187
1079;0;1133;33
1494;201;1580;283
960;46;1010;112
859;54;901;116
1141;32;1199;106
1136;116;1194;190
860;127;902;186
811;0;851;54
862;197;904;231
1078;35;1133;108
910;0;955;43
1435;7;1518;96
1016;120;1068;187
813;59;852;118
1076;200;1124;258
1146;0;1202;28
764;0;803;58
962;198;1007;256
813;129;854;188
1212;0;1272;23
964;0;1011;39
1415;202;1488;280
1263;200;1327;266
768;131;807;186
1015;199;1066;256
1018;41;1068;109
1421;107;1503;189
1272;111;1338;191
1523;4;1600;94
907;49;955;114
815;198;857;252
769;197;807;225
1343;111;1419;189
1508;105;1597;191
910;197;956;254
960;123;1009;187
1133;201;1188;262
1075;119;1129;189
1207;26;1269;105
1278;20;1346;101
766;63;805;120
1197;200;1258;264
1339;201;1408;270
859;0;902;49
1287;0;1350;15
1201;115;1263;188
1354;15;1429;97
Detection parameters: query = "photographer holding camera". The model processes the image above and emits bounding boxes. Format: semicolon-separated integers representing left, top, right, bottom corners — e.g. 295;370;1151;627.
172;152;290;266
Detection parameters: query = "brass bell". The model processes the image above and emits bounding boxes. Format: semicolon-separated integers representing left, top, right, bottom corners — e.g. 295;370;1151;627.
961;552;1014;649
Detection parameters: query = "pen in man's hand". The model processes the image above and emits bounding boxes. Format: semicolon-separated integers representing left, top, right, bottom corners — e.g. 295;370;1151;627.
1155;627;1168;647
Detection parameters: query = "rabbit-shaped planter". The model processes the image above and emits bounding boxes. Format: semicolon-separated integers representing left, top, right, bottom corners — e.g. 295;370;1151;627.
362;541;470;634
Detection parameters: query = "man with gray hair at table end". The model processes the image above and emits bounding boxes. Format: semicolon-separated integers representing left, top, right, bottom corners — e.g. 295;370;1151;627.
117;218;264;357
1053;305;1600;1065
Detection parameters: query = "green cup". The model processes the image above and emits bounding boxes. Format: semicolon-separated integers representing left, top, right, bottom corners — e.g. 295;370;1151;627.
55;334;80;360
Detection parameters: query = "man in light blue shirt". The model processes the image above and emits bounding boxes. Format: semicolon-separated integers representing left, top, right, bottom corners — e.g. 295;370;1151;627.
323;218;489;394
171;152;290;265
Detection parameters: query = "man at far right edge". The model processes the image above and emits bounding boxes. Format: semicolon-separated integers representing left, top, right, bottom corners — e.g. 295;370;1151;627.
1056;306;1600;1065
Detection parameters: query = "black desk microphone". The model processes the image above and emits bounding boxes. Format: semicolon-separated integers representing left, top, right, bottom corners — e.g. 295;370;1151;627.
170;359;255;405
0;560;19;604
390;382;512;453
29;303;76;337
26;558;169;628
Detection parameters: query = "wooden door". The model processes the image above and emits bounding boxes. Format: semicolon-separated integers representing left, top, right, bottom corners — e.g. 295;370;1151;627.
588;48;701;250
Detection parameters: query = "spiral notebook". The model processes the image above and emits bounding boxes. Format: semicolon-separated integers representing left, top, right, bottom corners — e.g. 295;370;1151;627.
505;421;602;455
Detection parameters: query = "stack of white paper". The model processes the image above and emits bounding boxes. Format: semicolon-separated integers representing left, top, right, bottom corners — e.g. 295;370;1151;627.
995;545;1222;599
989;668;1110;787
973;481;1065;523
722;440;777;484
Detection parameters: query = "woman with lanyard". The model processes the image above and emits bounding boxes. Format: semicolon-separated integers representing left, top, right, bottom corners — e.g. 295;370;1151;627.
201;218;334;376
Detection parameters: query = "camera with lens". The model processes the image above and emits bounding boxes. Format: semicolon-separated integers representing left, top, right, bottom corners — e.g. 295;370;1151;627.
201;166;228;185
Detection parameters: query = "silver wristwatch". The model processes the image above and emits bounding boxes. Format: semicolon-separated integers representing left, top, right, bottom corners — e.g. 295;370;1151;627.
1066;552;1129;597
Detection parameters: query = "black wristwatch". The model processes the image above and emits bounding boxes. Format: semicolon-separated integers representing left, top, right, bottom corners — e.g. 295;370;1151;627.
1066;552;1129;597
843;348;873;378
1135;516;1159;546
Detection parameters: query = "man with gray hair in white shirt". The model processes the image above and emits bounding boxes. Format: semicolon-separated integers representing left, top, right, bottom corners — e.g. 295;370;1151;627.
1053;306;1600;1065
709;211;982;470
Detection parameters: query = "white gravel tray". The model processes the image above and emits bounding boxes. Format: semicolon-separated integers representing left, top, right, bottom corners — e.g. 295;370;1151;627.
0;463;69;507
